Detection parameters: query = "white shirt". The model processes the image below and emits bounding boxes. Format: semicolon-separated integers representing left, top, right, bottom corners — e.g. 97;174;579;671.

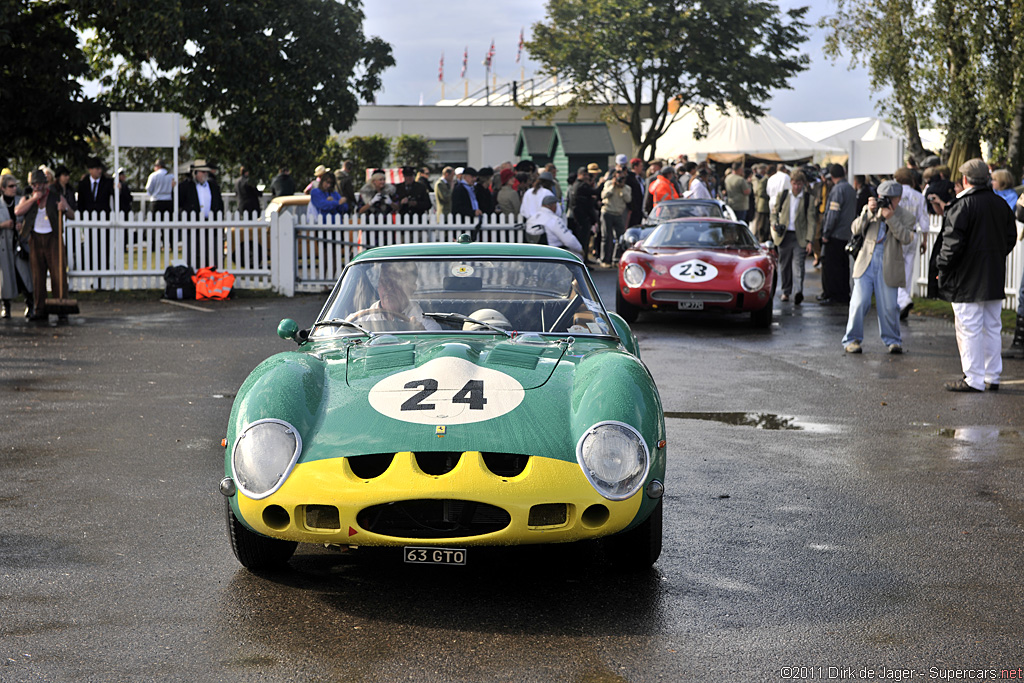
767;171;791;214
33;202;52;234
787;189;803;231
145;168;174;201
521;187;559;218
530;208;582;257
684;178;711;200
899;184;929;233
196;181;212;218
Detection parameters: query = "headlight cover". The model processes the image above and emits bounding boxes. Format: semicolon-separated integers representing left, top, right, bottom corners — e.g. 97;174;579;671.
623;263;646;288
741;267;766;292
576;421;650;500
231;419;302;499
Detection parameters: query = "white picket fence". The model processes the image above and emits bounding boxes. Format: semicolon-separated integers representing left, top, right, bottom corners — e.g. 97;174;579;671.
64;209;524;295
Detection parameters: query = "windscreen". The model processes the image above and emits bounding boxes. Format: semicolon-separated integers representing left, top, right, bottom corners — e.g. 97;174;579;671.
643;221;758;249
311;257;615;338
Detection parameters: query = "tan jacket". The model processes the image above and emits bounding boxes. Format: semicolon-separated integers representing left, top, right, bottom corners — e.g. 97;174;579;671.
850;203;915;287
600;180;632;216
770;188;817;248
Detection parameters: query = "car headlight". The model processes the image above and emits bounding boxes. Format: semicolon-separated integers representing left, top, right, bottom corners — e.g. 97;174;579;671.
576;421;650;500
740;267;766;292
623;263;646;288
231;419;302;499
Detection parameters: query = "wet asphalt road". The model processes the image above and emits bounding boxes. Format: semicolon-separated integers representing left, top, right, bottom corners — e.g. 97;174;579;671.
1;267;1023;682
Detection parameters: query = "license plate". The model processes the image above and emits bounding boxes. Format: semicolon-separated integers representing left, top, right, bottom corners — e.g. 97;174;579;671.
403;547;467;565
678;301;704;310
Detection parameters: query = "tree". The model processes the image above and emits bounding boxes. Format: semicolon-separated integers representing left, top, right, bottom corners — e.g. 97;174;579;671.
75;0;394;184
343;134;392;183
0;1;106;168
821;0;934;164
392;135;434;169
525;0;810;160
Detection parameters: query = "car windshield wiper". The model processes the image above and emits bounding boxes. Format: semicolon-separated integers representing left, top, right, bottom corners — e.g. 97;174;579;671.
422;312;513;337
310;318;376;338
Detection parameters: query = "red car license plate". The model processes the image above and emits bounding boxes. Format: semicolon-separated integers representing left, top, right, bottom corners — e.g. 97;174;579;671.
678;301;704;310
403;547;467;565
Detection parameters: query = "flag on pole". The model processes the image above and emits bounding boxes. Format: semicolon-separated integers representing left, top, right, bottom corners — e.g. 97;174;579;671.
483;39;495;68
438;53;444;82
461;47;467;78
516;29;524;63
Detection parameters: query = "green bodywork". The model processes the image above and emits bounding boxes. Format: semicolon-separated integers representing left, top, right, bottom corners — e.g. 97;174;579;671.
224;241;666;530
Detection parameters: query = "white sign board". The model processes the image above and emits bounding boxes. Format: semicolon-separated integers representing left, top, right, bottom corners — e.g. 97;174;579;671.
111;112;180;148
849;139;904;176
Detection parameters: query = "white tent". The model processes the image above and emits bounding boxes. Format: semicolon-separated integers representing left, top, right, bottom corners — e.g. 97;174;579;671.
655;111;843;163
787;117;902;149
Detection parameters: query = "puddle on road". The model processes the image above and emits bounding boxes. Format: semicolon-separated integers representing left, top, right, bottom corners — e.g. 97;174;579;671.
663;411;836;432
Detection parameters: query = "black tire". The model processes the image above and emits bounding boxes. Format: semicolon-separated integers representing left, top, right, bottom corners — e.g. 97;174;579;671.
751;300;773;328
615;287;640;324
225;500;297;571
603;500;662;571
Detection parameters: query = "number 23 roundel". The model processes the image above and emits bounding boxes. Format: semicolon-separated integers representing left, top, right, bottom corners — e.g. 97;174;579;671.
368;356;526;425
670;259;718;283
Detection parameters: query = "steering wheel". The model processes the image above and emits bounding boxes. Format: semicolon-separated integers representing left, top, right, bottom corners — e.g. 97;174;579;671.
348;307;411;323
548;295;583;333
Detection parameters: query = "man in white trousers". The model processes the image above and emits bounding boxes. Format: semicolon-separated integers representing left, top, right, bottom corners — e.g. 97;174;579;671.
893;167;929;319
934;159;1017;392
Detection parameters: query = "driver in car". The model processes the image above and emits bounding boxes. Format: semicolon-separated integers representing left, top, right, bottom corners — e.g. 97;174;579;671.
347;262;441;330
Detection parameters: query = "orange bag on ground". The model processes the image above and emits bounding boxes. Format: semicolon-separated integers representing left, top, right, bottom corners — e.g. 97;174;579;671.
192;267;235;300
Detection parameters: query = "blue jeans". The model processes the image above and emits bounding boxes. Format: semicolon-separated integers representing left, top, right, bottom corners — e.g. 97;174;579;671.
842;242;902;347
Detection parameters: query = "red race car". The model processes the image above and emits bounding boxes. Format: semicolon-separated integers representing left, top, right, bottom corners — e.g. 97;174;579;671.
615;218;777;328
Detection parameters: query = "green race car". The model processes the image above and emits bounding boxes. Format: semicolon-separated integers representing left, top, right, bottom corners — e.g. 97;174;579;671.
221;235;666;571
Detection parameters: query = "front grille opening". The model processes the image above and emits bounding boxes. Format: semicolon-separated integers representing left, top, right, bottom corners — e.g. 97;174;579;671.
528;503;568;528
483;453;529;477
262;505;290;531
304;505;341;530
415;452;461;476
357;499;511;539
348;453;394;479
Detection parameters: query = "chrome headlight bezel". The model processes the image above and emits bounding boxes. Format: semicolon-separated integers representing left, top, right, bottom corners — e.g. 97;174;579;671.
740;267;766;292
230;418;303;500
623;263;647;288
575;421;651;501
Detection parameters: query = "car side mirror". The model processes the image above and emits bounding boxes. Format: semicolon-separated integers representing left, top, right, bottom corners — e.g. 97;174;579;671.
278;318;302;343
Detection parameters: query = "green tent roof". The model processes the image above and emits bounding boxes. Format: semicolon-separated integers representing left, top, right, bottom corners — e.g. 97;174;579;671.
515;126;555;157
552;123;615;156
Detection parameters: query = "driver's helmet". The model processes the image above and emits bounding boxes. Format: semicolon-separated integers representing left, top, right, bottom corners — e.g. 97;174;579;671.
463;308;511;331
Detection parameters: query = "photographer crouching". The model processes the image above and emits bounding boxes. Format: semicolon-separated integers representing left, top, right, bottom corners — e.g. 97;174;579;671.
840;180;915;355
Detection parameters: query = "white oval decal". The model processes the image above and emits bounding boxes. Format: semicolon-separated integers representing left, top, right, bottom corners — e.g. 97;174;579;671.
368;356;525;425
670;259;718;283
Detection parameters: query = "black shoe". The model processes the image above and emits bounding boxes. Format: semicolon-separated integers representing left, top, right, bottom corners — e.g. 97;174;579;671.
817;297;834;305
900;302;914;320
28;313;47;322
794;292;803;305
944;379;982;392
985;382;999;391
816;293;828;301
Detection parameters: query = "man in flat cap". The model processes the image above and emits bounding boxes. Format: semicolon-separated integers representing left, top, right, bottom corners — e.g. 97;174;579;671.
934;158;1017;392
840;179;915;355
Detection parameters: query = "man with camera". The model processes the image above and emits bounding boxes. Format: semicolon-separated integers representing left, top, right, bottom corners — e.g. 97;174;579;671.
598;167;632;266
933;158;1016;391
840;180;915;355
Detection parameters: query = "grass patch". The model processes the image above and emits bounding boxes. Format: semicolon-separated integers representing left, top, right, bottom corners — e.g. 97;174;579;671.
911;297;1017;329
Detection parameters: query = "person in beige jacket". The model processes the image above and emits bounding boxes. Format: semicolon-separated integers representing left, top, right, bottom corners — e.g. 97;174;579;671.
770;170;818;304
841;180;915;354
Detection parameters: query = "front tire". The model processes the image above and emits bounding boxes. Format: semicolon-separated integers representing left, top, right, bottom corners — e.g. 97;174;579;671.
225;500;297;571
615;287;640;324
751;299;773;328
603;500;662;571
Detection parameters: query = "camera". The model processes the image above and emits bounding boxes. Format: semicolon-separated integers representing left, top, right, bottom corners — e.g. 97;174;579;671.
876;195;891;209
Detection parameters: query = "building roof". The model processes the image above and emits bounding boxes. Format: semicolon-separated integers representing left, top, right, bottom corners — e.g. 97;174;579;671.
552;123;615;156
515;126;555;157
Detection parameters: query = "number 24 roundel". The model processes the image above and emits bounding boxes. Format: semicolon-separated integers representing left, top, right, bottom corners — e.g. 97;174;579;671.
368;356;525;425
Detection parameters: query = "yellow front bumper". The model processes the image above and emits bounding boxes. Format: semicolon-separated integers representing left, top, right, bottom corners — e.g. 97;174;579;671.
235;451;643;547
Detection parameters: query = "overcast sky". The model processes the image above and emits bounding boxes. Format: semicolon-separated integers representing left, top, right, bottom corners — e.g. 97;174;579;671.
362;0;882;124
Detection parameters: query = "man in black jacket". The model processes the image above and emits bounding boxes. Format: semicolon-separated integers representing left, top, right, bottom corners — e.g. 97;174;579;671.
76;157;114;217
935;158;1017;392
451;167;481;220
234;166;262;216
